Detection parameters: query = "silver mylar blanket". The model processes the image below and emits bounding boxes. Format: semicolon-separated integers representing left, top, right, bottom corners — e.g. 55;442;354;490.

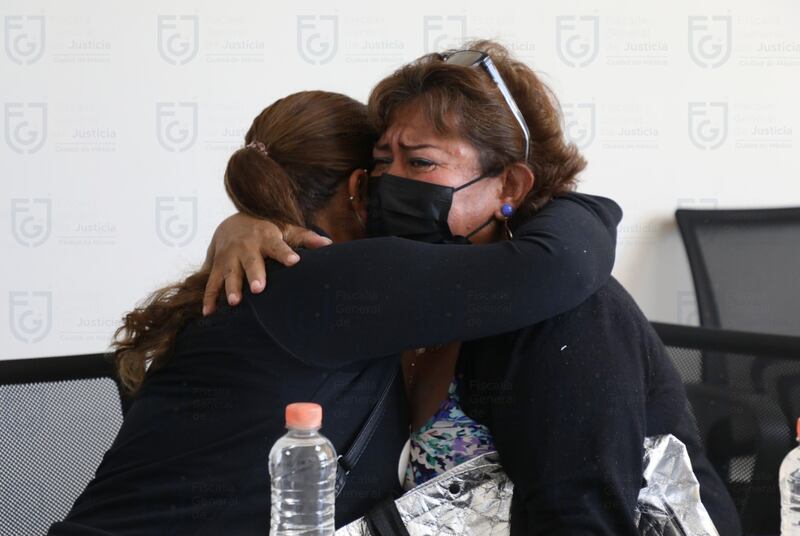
335;434;720;536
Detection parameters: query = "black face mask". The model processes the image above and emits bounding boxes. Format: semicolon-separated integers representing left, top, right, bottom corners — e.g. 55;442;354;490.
366;172;495;244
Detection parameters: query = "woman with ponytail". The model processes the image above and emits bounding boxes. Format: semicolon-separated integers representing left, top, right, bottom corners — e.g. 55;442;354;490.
50;84;622;535
112;91;374;396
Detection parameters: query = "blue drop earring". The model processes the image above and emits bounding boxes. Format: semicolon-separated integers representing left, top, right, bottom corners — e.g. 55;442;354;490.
501;203;514;239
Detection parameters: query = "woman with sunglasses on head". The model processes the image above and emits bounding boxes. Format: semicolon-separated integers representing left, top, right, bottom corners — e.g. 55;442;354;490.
49;85;619;535
208;41;741;535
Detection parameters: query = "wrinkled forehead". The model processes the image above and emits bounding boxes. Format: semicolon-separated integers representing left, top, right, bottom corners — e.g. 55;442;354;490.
376;100;464;149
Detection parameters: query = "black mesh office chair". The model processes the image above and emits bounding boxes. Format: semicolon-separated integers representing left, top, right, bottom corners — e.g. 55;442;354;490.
675;207;800;337
653;322;800;536
0;354;128;536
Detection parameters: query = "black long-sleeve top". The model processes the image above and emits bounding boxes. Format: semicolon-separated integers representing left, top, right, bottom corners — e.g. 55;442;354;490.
50;193;621;535
456;278;742;535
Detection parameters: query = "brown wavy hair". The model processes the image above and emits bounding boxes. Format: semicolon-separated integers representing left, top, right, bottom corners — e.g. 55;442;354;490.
114;91;377;395
368;39;586;227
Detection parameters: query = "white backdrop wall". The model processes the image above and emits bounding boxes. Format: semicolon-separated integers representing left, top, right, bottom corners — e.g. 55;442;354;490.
2;1;799;360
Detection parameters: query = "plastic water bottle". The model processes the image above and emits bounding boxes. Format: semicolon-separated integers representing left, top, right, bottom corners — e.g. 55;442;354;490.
269;402;337;536
780;417;800;535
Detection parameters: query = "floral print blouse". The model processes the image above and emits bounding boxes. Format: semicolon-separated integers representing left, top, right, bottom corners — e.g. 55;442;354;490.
404;378;496;490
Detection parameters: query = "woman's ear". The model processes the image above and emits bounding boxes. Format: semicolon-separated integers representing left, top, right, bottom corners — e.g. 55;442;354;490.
494;163;535;220
347;168;369;225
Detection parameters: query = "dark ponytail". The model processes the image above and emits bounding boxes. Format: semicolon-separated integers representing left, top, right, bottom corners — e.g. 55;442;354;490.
224;145;304;227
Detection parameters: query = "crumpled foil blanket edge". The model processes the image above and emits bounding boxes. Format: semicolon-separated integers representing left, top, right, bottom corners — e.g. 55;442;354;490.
336;434;720;536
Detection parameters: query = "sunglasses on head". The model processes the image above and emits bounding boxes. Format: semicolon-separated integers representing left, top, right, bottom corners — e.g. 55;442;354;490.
441;50;532;162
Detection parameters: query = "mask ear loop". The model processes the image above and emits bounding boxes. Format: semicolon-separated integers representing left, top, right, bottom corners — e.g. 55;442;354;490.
463;215;496;240
456;172;508;241
452;171;493;192
462;206;514;241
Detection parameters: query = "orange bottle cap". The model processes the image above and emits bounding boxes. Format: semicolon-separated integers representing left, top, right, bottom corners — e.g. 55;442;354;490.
796;417;800;440
285;402;322;430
